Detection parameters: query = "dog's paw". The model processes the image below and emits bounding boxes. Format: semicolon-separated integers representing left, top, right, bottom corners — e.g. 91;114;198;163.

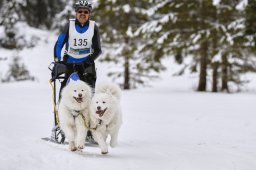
77;145;84;151
69;141;77;151
70;146;77;151
100;147;108;155
101;151;108;155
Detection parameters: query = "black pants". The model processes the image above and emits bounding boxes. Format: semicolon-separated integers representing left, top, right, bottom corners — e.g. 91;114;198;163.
59;61;96;98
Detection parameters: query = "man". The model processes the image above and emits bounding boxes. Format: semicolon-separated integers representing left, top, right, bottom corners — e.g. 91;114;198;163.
54;0;101;143
54;0;102;93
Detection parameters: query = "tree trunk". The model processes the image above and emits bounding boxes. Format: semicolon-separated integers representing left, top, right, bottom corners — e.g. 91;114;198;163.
197;41;208;91
212;62;219;92
221;54;229;92
123;55;130;89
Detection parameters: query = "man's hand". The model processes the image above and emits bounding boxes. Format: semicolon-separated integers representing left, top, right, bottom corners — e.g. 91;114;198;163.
54;58;59;62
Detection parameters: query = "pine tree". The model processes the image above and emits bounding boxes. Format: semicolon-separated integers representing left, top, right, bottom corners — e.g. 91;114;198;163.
0;0;3;8
52;0;75;30
22;0;65;29
245;0;256;49
0;0;65;49
0;0;26;49
2;54;34;82
138;0;216;91
139;0;254;92
214;0;252;92
95;0;164;89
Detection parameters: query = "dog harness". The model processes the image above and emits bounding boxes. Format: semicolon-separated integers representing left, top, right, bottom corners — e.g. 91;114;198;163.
68;108;106;131
89;119;103;131
67;108;90;129
71;110;82;118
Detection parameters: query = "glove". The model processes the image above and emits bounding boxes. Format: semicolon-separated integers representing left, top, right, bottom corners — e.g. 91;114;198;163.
51;61;67;80
54;57;59;62
54;59;65;65
56;61;65;64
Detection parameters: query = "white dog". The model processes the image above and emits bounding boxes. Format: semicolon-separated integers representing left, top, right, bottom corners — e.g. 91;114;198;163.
90;83;122;154
58;80;91;151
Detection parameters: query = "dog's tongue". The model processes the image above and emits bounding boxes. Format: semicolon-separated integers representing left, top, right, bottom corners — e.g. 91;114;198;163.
74;97;83;103
96;108;107;117
96;110;104;117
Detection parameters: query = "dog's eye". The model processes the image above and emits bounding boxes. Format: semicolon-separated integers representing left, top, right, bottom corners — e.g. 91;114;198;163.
103;101;106;104
96;101;98;104
82;90;84;92
74;90;77;92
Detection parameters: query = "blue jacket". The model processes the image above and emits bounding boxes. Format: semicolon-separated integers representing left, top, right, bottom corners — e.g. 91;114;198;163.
54;19;102;63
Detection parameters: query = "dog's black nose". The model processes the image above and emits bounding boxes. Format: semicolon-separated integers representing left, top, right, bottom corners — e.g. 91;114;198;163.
97;106;101;110
78;93;82;97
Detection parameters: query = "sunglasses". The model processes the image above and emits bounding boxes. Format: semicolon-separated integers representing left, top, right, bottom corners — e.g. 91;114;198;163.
77;10;89;14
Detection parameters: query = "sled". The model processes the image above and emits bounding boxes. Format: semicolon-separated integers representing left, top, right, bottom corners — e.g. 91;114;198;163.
44;62;67;144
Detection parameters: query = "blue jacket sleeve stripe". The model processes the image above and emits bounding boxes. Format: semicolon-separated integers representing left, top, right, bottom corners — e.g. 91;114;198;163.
54;32;67;61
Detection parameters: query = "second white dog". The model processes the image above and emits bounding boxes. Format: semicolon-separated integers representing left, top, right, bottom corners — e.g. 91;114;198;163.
90;83;122;154
58;80;91;151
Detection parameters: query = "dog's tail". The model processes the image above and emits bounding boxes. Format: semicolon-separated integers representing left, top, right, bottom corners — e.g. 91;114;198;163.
95;82;121;100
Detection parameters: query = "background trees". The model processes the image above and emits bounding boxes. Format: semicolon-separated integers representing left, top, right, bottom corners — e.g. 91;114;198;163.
0;0;64;49
245;0;256;49
0;0;255;91
94;0;165;89
138;0;255;92
0;0;26;49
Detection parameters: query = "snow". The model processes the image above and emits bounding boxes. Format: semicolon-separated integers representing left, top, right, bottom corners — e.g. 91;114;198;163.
126;26;133;37
122;4;131;13
1;29;256;170
213;0;248;8
236;0;248;10
157;32;169;44
212;50;222;62
213;0;221;6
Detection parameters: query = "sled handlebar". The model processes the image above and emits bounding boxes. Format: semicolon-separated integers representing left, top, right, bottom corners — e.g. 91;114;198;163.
48;62;67;81
48;61;96;81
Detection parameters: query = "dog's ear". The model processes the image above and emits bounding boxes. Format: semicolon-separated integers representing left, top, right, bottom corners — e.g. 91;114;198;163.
69;79;76;85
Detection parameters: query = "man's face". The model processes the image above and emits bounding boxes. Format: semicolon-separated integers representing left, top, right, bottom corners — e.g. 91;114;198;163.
76;9;90;25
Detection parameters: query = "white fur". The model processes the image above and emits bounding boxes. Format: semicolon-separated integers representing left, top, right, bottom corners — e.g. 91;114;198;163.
58;80;92;151
90;82;122;154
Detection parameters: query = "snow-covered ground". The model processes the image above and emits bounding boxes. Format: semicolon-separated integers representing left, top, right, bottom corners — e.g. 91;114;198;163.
0;31;256;170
